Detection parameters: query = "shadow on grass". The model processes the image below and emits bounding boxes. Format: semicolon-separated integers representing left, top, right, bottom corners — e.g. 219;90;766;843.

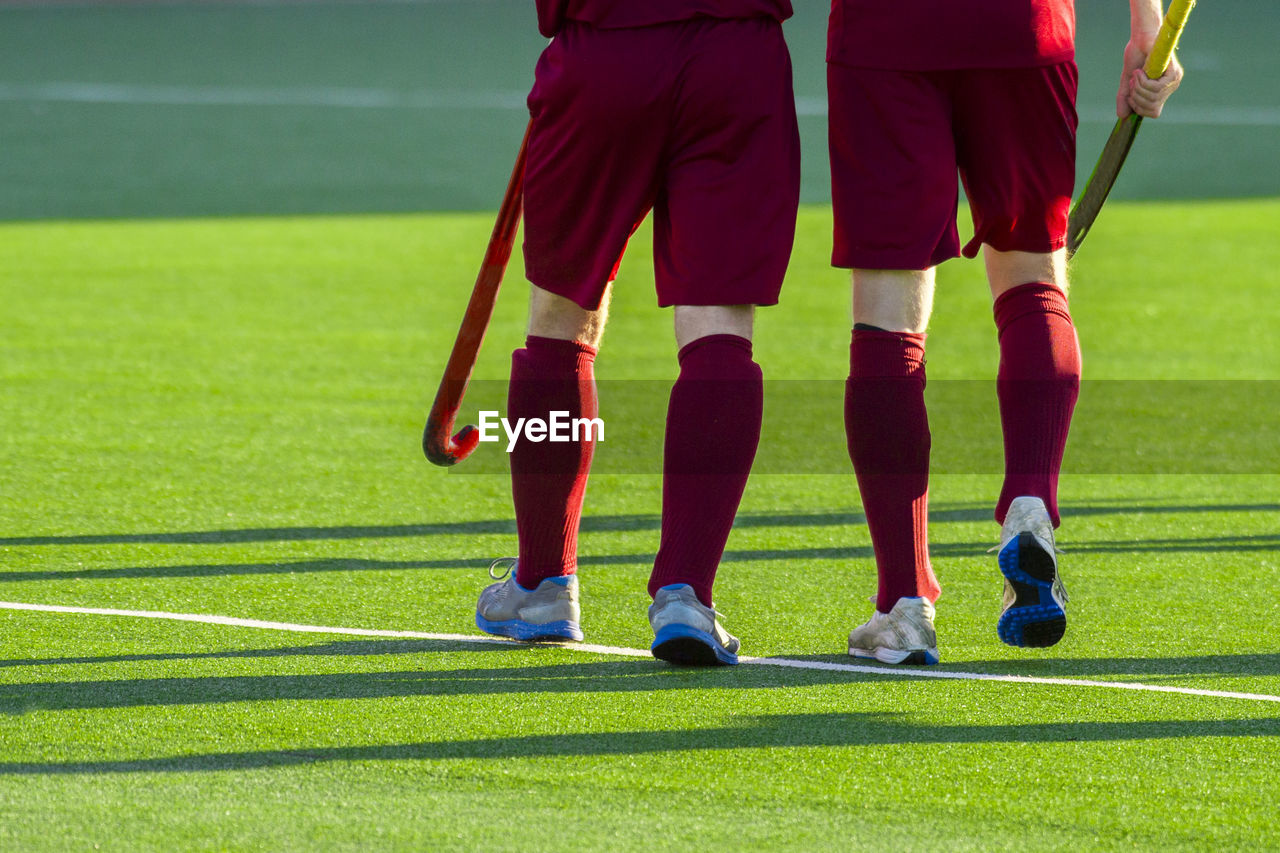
0;639;512;669
941;653;1280;678
778;653;1280;679
0;557;487;584
2;502;1275;547
6;638;1279;680
0;659;846;714
1;713;1277;775
3;529;1276;584
5;644;1280;714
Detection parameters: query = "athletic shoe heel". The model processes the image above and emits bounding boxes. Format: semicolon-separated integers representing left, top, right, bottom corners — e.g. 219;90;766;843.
996;504;1068;648
647;584;740;667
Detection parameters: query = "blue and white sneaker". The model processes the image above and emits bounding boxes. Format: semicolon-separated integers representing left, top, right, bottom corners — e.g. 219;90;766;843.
848;596;940;665
475;559;583;642
996;496;1068;648
648;584;739;666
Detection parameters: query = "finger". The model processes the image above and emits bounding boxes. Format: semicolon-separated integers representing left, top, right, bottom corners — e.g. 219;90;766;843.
1154;66;1184;91
1134;67;1181;94
1127;91;1163;119
1131;79;1172;103
1128;83;1162;107
1129;102;1161;119
1129;69;1182;119
1129;72;1172;111
1137;62;1184;90
1116;84;1133;118
1117;67;1138;118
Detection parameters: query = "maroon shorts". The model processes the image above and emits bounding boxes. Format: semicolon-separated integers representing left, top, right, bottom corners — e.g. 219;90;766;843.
523;17;800;310
827;61;1078;270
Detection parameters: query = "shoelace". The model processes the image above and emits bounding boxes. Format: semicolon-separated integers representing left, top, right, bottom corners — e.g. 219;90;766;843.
488;557;517;580
657;589;729;628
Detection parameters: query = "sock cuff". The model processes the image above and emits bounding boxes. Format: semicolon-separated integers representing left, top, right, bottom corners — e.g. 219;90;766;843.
993;282;1072;333
519;335;598;375
676;333;753;366
849;329;927;379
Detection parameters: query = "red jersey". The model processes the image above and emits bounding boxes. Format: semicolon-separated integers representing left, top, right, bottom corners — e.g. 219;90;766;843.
537;0;792;37
827;0;1074;70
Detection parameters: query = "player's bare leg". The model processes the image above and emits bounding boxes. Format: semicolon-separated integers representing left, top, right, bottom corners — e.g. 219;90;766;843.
673;303;754;348
528;282;612;347
984;247;1078;647
851;269;935;333
649;304;759;666
842;269;941;664
985;246;1067;298
475;283;612;642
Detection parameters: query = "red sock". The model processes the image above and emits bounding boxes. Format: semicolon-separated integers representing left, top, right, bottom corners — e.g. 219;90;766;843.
993;283;1081;528
649;335;763;607
508;336;597;589
845;329;940;612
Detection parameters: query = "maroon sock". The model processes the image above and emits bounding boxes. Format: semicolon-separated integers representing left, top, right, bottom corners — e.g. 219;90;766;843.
649;335;763;607
846;329;940;612
508;336;598;589
993;283;1081;528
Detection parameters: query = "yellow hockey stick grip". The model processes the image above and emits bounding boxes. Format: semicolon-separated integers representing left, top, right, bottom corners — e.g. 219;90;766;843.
1144;0;1196;78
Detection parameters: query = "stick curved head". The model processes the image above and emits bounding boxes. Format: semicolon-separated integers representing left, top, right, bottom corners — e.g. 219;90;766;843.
422;421;480;467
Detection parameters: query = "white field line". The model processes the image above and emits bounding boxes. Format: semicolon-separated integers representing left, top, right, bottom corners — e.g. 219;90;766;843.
0;82;528;111
0;0;467;9
1;83;1278;127
4;600;1279;704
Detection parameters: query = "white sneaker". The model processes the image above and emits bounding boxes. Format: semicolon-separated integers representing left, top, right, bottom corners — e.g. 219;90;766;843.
847;596;940;665
475;559;583;642
996;496;1068;648
648;584;739;666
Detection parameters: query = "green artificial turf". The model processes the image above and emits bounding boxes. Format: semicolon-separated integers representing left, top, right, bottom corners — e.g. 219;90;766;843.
2;202;1278;851
3;1;1278;848
2;0;1278;220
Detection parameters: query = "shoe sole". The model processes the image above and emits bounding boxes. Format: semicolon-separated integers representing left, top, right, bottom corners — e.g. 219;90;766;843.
475;613;583;643
651;624;737;666
997;531;1066;648
849;647;940;666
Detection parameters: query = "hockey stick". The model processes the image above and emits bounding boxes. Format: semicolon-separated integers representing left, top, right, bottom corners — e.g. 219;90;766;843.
1066;0;1195;258
422;121;531;466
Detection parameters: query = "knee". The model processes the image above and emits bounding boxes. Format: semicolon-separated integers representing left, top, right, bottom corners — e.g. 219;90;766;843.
528;284;609;347
673;305;755;351
851;269;935;333
985;248;1067;299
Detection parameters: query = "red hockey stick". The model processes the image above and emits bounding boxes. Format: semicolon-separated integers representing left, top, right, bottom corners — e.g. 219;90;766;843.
423;122;531;466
